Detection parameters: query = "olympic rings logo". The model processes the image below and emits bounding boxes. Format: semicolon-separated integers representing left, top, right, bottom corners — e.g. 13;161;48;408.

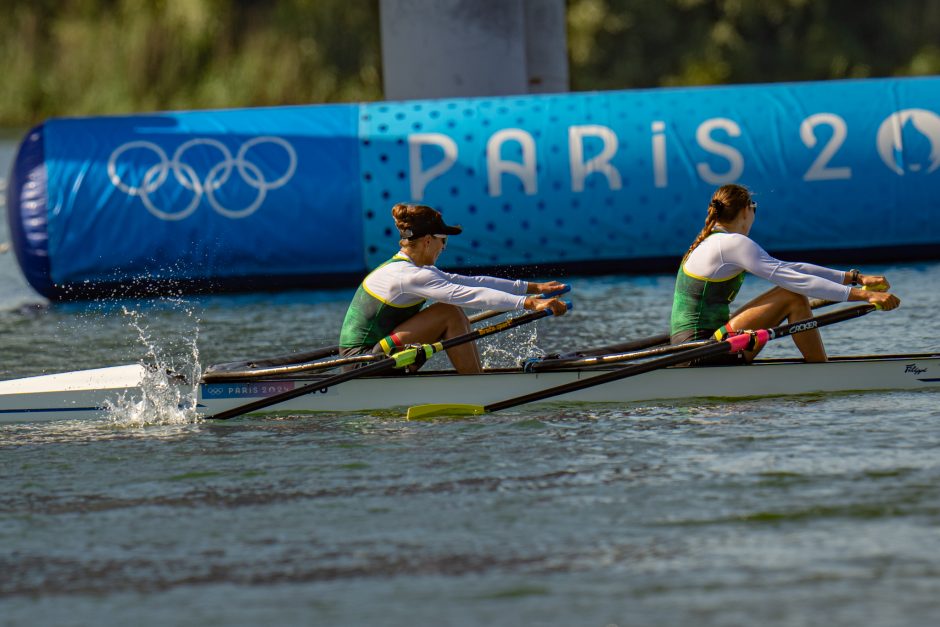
107;136;297;220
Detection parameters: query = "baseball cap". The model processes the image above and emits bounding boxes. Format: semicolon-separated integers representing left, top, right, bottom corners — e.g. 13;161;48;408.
399;208;463;239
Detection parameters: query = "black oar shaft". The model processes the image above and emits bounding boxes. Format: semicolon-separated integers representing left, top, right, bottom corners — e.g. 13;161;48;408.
486;304;875;413
529;339;711;372
566;333;670;358
206;306;561;420
487;340;732;412
203;290;569;377
205;345;340;375
202;309;511;378
202;353;383;381
528;293;849;372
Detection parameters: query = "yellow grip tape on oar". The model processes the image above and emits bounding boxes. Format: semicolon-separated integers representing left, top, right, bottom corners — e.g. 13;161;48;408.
858;285;886;309
406;404;485;420
391;342;443;369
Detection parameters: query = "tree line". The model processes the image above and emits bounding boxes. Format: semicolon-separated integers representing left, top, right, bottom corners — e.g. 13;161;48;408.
1;0;937;127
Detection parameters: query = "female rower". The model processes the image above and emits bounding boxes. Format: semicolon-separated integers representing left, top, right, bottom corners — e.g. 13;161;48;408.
339;203;568;373
670;184;900;364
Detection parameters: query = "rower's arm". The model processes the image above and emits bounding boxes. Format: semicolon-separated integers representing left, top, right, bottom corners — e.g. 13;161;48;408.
840;270;891;291
724;235;851;302
406;267;528;310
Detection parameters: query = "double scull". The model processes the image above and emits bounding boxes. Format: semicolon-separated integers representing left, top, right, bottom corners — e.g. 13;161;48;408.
1;353;938;424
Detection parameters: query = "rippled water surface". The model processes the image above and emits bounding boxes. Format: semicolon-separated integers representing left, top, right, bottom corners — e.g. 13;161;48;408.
3;138;940;626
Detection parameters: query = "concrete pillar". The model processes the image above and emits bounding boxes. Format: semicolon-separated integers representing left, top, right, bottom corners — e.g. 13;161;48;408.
379;0;569;100
522;0;569;94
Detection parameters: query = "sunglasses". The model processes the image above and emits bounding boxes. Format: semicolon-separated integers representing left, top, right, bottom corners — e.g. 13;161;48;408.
432;234;448;246
749;200;757;214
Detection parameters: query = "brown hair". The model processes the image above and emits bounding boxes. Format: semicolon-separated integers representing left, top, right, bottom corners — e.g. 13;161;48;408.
392;203;437;244
392;202;464;244
683;184;753;260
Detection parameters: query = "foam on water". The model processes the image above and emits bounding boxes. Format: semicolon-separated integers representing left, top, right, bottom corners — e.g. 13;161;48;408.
103;303;203;427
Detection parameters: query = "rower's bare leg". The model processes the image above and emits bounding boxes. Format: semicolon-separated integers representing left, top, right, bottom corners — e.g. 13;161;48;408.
390;303;482;373
727;287;827;363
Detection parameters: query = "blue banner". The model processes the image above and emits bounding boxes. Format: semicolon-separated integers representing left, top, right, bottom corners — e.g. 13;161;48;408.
358;77;940;269
42;105;361;285
7;76;940;299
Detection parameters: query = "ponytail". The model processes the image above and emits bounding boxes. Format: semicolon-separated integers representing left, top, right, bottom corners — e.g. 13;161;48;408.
683;207;720;260
683;186;752;260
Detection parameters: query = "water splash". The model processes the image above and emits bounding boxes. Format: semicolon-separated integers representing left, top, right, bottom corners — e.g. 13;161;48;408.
104;301;203;427
479;315;546;368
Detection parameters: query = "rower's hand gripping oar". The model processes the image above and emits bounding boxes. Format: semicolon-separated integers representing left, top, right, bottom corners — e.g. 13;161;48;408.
406;303;880;420
205;300;571;421
808;283;888;310
203;285;571;379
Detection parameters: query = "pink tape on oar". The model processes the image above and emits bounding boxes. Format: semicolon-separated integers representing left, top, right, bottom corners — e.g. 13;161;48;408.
725;329;771;353
750;329;771;351
726;333;751;353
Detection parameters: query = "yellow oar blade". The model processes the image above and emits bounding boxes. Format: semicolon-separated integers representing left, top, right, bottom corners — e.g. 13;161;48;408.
406;404;485;420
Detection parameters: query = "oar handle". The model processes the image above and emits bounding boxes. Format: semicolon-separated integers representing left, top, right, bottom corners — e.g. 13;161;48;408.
467;285;570;324
541;284;571;298
441;300;570;350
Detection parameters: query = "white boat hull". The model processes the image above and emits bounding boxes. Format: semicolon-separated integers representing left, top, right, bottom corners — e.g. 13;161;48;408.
2;354;939;424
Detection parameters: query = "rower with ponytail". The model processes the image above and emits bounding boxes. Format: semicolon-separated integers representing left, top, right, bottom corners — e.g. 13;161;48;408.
683;186;751;260
670;184;900;365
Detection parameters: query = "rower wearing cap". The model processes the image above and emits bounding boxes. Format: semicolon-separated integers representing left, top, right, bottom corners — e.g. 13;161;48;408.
339;203;568;373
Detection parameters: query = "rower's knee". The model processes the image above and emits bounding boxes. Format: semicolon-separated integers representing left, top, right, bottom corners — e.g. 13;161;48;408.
779;289;810;311
436;303;471;331
793;292;812;311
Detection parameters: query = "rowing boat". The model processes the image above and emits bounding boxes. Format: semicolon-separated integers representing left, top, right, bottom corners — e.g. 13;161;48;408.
2;353;938;424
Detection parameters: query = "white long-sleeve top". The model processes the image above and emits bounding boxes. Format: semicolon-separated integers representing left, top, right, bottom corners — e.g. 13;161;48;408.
684;231;852;302
362;252;529;311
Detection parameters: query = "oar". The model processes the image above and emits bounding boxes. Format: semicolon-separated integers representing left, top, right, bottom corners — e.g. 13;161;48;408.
201;352;385;382
406;303;878;419
527;293;843;372
557;334;671;359
203;346;342;377
203;285;572;378
532;290;845;371
205;301;571;421
524;338;714;372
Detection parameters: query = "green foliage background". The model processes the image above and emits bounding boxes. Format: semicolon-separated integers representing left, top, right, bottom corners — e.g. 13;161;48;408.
1;0;938;127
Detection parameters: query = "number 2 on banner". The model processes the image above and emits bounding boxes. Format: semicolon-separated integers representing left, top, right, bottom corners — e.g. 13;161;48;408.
800;113;852;181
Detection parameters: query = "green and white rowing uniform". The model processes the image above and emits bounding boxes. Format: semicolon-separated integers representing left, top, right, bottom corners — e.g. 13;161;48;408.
670;229;851;342
339;252;529;352
670;262;746;343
